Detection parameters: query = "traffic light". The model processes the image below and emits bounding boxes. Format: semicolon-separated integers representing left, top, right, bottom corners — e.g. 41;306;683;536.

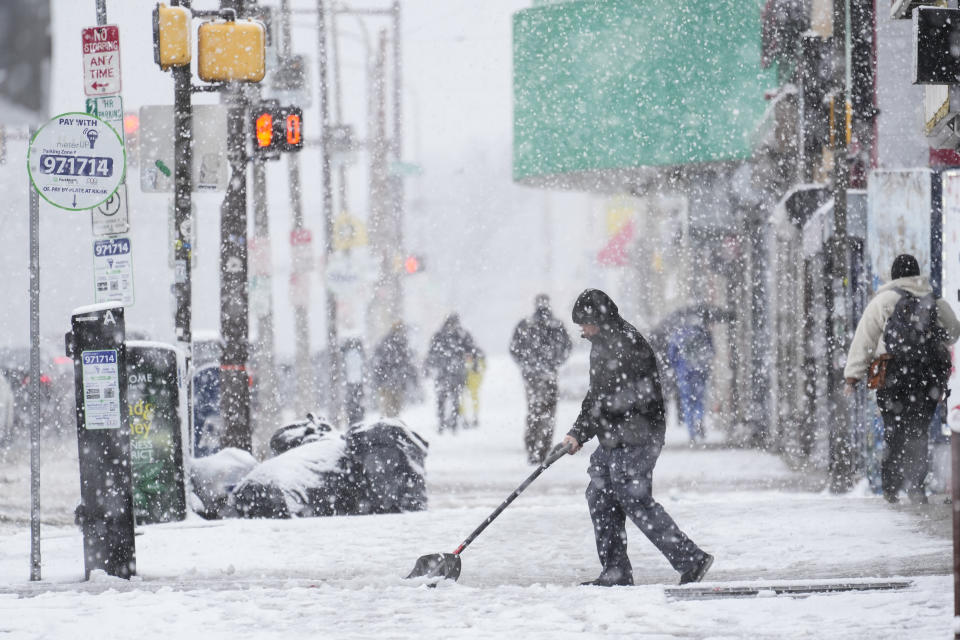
197;19;266;83
403;254;425;275
278;106;303;152
152;3;192;70
251;102;302;157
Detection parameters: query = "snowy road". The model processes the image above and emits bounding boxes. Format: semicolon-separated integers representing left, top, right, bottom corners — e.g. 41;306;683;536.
0;355;955;639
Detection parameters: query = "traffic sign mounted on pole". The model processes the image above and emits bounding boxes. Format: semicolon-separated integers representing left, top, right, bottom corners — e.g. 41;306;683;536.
82;25;122;96
86;96;125;143
92;183;130;236
27;112;126;211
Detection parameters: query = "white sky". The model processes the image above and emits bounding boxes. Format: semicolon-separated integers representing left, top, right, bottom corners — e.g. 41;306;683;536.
0;0;600;361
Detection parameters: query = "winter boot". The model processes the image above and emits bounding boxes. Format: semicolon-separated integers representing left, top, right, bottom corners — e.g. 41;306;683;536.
679;553;713;585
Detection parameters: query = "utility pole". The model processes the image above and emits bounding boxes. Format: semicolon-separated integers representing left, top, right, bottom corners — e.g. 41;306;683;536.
335;2;404;346
368;30;397;345
173;1;194;350
249;141;278;432
828;0;854;492
317;0;343;427
280;0;312;417
219;0;253;451
391;0;404;300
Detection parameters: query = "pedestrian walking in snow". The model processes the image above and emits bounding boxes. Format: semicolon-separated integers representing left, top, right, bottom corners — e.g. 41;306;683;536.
461;349;486;428
510;293;572;464
844;254;960;504
424;313;479;433
665;310;715;445
371;322;418;417
561;289;713;586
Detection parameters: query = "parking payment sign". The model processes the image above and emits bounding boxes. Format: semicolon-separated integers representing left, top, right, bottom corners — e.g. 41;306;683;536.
82;25;121;96
28;112;126;211
81;349;121;430
93;237;134;306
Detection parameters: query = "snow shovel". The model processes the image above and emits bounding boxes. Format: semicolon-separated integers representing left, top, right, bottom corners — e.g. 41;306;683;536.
406;441;572;582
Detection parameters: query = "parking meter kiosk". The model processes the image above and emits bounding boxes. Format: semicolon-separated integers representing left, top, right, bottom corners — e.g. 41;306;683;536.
66;303;136;579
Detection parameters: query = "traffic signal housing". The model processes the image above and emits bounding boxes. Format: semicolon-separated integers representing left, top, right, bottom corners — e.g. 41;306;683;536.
153;3;192;70
251;102;303;158
278;106;303;152
197;19;266;83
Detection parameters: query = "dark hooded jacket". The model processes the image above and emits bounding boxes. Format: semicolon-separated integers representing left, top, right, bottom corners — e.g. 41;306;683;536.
567;289;666;449
424;314;478;384
509;302;572;381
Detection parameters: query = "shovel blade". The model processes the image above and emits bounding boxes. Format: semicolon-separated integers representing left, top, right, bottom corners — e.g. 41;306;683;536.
406;553;461;582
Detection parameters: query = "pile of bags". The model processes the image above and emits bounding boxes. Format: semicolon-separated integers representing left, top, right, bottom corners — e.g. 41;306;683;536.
189;416;428;519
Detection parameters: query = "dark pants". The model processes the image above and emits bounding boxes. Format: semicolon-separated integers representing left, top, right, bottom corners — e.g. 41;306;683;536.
876;387;937;503
586;443;705;582
435;377;465;433
523;377;558;463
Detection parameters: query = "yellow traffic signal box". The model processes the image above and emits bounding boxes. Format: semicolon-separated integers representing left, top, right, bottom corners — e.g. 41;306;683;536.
153;3;191;69
197;19;265;83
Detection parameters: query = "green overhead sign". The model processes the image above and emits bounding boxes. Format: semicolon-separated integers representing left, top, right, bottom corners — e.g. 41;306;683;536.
513;0;776;188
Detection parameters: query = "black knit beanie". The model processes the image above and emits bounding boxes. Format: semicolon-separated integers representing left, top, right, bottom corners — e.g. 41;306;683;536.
890;254;920;280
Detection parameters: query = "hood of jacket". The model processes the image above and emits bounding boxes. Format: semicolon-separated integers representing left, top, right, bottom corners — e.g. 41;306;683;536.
875;275;933;298
572;289;619;328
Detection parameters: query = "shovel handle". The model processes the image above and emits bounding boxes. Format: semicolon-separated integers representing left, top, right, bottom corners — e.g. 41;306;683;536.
543;441;573;467
453;441;571;555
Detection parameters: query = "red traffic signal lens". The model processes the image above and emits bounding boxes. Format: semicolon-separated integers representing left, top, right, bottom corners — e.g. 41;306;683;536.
123;113;140;135
404;255;420;274
256;113;274;148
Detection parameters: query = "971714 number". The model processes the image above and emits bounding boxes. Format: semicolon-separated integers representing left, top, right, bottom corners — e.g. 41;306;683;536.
39;154;113;178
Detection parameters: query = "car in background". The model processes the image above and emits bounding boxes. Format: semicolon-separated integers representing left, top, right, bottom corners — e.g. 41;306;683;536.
0;346;74;442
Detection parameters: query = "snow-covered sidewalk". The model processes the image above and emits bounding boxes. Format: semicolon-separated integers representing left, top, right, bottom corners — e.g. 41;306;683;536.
0;355;954;639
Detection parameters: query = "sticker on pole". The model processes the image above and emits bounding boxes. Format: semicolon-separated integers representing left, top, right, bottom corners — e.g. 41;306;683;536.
28;112;126;211
81;349;121;430
93;236;135;306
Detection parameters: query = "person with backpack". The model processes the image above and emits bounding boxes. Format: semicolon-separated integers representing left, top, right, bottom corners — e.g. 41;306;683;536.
844;254;960;504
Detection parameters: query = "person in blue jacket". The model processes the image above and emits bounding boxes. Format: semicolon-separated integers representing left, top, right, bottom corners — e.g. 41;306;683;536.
666;311;716;445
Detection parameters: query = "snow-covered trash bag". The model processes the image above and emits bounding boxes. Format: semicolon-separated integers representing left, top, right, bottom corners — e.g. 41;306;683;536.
345;419;429;514
189;447;259;519
268;412;333;456
231;434;356;518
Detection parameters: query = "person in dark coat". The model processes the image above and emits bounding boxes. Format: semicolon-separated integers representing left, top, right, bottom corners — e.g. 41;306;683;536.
424;313;478;433
510;294;573;464
371;322;418;418
561;289;713;587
